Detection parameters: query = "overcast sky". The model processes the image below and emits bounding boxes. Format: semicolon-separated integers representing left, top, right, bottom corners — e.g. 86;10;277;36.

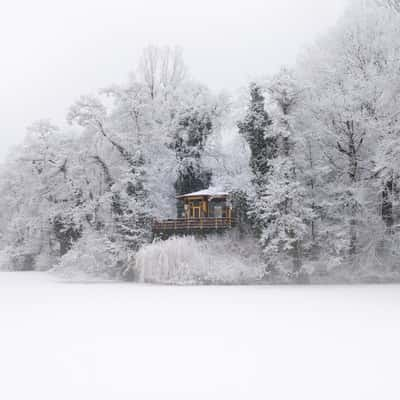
0;0;348;160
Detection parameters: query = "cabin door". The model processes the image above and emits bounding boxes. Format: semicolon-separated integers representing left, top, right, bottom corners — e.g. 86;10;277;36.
191;206;201;218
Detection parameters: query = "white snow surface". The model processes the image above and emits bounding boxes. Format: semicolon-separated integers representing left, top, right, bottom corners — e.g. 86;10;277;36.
176;187;228;198
1;272;399;400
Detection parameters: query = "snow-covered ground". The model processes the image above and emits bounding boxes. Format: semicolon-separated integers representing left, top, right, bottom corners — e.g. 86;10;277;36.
0;272;399;400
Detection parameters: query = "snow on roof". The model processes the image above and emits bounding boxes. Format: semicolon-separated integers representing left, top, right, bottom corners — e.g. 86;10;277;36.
176;188;229;199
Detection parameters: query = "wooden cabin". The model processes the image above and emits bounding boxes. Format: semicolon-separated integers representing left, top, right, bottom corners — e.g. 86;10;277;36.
177;189;233;219
153;189;235;238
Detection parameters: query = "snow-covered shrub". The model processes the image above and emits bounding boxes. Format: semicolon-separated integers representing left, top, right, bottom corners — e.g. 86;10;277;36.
34;252;59;271
0;247;14;271
0;245;58;272
52;230;129;280
133;234;264;284
0;247;37;271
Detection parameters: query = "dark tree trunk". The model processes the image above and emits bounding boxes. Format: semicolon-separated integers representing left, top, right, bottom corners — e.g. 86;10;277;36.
336;120;364;258
382;178;394;229
349;216;357;257
292;240;303;273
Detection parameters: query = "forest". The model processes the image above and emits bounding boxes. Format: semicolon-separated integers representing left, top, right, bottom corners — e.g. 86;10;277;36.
1;0;400;284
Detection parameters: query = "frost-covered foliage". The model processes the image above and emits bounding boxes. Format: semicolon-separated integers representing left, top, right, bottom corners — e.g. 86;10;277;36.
238;83;275;186
52;231;130;280
297;2;400;267
252;69;315;274
173;85;217;197
133;235;264;284
233;2;400;278
0;45;228;278
2;2;400;283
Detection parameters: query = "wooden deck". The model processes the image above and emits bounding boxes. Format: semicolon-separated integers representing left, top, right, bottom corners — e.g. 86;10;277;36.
153;217;235;237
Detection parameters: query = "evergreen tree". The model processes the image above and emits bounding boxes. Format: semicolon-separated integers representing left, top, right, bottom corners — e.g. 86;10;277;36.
237;83;276;186
174;108;213;197
172;84;221;215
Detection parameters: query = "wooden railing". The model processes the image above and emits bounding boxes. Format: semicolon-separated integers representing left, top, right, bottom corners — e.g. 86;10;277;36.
153;217;235;232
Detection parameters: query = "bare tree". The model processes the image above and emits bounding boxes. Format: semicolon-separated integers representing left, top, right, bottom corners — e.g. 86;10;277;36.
138;45;187;99
373;0;400;13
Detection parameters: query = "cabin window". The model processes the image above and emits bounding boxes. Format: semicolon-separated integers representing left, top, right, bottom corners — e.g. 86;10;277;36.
214;206;223;218
209;198;226;218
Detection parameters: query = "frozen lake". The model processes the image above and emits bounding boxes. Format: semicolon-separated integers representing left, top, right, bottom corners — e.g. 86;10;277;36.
0;272;399;400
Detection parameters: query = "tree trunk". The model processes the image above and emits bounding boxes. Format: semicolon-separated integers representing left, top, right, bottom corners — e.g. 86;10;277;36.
382;178;394;230
349;216;357;257
292;240;303;273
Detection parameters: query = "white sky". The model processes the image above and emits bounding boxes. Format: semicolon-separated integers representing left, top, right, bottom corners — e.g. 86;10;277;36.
0;0;347;160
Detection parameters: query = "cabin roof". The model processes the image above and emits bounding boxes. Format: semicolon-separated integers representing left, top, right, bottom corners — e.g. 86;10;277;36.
176;188;229;199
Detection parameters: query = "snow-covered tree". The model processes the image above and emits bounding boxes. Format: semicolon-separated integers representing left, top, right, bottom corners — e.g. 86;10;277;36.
373;0;400;13
251;70;314;273
238;83;276;186
138;45;187;100
173;85;215;197
67;95;153;251
299;0;400;265
3;12;400;283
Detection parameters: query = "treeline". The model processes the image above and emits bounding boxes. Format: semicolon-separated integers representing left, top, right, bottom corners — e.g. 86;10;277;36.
1;1;400;281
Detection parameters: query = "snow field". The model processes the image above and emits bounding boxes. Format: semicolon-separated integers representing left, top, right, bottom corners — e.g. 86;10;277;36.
1;272;400;400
